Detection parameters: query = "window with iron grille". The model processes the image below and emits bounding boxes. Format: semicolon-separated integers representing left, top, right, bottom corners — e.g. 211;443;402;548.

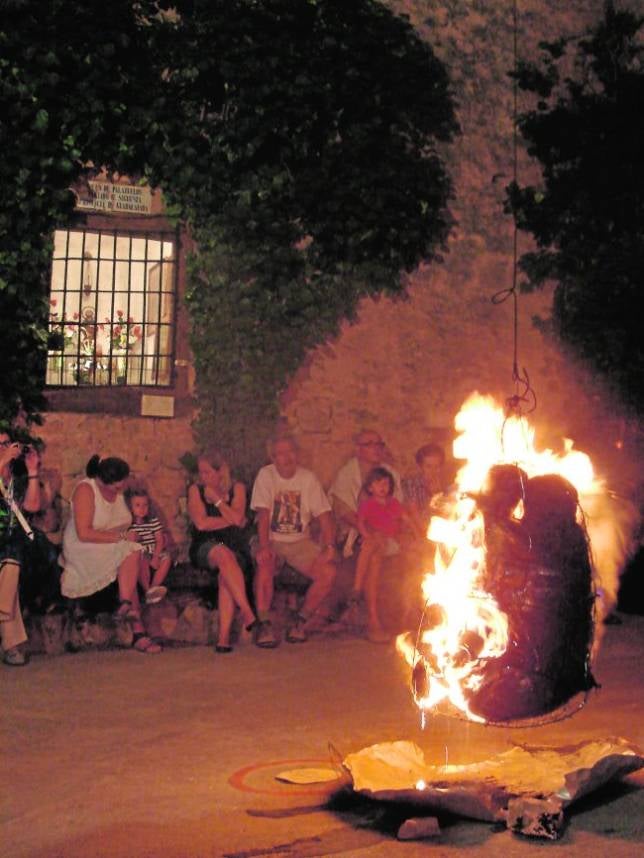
46;228;176;387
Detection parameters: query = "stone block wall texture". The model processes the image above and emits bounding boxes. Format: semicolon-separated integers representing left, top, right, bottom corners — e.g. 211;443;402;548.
37;1;640;553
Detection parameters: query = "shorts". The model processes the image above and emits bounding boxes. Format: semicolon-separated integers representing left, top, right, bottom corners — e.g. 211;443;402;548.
270;537;321;577
143;549;170;564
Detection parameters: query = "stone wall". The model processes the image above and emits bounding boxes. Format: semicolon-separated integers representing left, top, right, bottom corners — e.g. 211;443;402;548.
37;412;195;558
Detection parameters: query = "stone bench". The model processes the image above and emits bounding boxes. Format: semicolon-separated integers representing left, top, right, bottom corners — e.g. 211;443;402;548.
23;561;314;656
22;555;415;656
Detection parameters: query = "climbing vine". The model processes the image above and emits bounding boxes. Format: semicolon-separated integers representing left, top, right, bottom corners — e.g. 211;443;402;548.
150;0;459;472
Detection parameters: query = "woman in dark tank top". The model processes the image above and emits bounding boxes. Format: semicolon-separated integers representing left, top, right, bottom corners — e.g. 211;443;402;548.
187;450;257;653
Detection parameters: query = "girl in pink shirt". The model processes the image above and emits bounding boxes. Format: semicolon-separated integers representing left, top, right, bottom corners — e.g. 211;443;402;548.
352;466;410;642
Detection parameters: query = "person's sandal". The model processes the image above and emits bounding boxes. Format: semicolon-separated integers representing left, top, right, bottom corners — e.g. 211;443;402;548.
3;647;29;667
145;585;168;605
285;615;308;644
132;633;162;654
115;600;139;621
215;644;234;654
253;619;279;649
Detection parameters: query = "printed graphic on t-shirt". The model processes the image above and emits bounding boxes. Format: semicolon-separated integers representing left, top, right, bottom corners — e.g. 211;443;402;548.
271;491;303;534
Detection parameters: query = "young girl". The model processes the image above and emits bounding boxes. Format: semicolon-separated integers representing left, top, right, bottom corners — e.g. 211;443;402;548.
347;466;410;643
125;488;172;604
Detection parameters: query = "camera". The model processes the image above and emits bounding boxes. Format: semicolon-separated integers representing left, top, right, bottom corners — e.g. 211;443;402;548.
9;443;33;476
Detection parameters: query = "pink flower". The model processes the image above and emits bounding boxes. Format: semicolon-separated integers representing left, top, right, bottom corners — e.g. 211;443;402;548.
132;325;142;339
117;309;124;318
73;312;79;320
50;298;58;307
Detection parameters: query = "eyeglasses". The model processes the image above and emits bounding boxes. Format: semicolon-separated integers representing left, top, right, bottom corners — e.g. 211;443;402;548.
0;440;11;447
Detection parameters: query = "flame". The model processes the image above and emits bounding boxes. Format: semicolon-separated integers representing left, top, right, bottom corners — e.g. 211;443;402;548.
397;392;608;723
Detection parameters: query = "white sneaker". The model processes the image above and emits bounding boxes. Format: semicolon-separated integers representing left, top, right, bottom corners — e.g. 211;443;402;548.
145;585;168;605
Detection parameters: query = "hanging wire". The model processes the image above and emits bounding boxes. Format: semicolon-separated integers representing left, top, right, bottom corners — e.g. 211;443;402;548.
408;1;595;731
491;0;537;419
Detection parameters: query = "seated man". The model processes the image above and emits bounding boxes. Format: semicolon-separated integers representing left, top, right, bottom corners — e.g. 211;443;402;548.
402;443;448;539
250;435;337;647
329;428;402;557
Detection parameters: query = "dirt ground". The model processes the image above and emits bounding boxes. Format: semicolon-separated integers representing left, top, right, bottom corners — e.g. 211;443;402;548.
2;615;643;858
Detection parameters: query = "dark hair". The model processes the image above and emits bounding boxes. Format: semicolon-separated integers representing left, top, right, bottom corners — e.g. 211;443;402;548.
86;454;130;485
415;443;445;467
124;486;151;516
125;486;149;503
364;466;395;496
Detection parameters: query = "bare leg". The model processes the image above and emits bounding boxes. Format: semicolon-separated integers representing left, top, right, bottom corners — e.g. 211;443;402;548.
300;555;336;620
208;545;256;626
217;579;235;647
0;560;28;650
150;554;172;588
117;550;143;620
138;554;151;591
354;540;377;593
364;550;386;637
254;554;276;617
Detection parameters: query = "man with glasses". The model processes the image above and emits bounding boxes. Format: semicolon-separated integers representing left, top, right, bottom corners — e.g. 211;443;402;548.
329;429;402;557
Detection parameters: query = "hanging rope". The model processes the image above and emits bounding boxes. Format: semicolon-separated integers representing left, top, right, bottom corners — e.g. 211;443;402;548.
491;0;536;418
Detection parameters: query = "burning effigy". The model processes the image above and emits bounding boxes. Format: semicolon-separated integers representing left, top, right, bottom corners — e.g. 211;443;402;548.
335;393;642;840
397;392;632;724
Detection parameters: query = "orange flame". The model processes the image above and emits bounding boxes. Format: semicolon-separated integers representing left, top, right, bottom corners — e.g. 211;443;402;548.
397;391;608;723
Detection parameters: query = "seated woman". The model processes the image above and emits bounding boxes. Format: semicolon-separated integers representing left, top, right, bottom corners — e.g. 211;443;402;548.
21;465;66;615
0;431;42;666
187;450;257;653
61;454;161;654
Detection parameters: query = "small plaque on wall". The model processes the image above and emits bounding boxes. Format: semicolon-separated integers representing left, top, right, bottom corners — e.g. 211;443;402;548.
140;394;175;418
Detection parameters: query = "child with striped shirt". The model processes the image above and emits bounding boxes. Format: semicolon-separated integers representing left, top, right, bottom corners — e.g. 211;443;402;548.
126;488;171;604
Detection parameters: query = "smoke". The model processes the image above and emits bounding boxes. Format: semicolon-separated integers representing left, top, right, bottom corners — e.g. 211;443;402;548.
581;491;639;621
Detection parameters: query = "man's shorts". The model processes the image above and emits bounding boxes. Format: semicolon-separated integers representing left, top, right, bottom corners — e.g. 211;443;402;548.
270;537;321;577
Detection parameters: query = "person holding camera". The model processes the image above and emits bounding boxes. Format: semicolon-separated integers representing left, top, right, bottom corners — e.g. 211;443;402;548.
0;430;41;666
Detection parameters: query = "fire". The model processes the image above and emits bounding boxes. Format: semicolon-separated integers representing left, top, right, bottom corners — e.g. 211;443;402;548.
397;392;607;724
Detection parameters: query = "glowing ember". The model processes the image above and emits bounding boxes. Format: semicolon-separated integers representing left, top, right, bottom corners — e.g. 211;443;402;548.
397;392;607;724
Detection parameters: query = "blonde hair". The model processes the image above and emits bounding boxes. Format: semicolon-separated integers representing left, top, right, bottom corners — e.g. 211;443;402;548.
197;449;232;494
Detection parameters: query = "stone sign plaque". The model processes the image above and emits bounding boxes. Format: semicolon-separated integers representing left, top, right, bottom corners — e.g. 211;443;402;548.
76;181;152;214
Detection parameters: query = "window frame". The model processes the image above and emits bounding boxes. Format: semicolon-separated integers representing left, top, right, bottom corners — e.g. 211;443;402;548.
44;212;190;417
46;224;178;391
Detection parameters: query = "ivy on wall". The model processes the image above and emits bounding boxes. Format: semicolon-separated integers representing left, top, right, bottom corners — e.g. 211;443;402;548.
0;0;172;428
1;1;458;472
149;0;459;473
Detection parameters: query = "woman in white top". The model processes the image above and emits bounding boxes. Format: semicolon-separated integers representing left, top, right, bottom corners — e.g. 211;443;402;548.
62;454;161;653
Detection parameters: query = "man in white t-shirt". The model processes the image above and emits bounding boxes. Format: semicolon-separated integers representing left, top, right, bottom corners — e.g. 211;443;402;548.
329;428;402;556
250;436;337;647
